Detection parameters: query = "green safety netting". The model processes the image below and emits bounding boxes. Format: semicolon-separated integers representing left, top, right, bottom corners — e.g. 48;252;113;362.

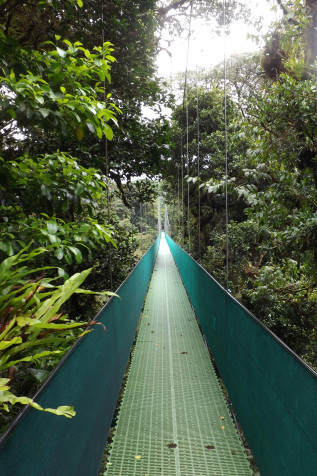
0;236;161;476
105;235;253;476
165;234;317;476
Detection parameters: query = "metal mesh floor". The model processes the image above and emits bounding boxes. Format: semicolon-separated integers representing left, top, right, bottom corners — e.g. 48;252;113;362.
104;235;252;475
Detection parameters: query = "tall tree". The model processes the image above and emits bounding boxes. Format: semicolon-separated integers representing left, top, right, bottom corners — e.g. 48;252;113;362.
262;0;317;78
165;81;250;262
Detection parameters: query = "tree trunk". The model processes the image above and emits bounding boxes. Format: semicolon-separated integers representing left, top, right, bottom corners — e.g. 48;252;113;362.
305;0;317;69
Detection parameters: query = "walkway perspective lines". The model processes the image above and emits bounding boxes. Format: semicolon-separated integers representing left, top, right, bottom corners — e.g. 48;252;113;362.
104;234;252;476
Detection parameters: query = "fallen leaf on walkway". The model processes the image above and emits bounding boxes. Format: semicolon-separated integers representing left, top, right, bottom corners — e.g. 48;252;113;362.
167;442;177;448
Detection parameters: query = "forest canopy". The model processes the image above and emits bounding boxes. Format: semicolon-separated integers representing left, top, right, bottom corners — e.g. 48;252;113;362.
0;0;317;429
164;0;317;368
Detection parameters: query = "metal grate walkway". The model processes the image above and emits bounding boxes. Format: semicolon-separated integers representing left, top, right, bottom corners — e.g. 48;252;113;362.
104;235;252;475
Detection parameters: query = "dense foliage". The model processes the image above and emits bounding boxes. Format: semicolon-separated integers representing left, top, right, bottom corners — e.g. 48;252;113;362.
0;246;114;428
165;0;317;369
2;0;317;433
0;0;169;427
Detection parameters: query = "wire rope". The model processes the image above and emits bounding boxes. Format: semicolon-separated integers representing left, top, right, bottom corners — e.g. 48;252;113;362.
158;182;162;235
181;134;184;246
140;202;143;251
102;8;113;290
223;0;229;290
196;69;201;259
175;118;180;239
181;1;193;253
186;82;190;252
169;37;181;241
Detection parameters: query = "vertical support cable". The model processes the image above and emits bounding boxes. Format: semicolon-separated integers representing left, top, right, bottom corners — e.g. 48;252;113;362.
164;205;170;236
105;136;113;290
140;202;143;251
169;26;180;241
144;202;147;237
158;182;162;235
102;8;112;290
177;160;181;239
181;135;184;246
196;71;201;260
186;84;190;253
183;1;193;253
223;0;229;290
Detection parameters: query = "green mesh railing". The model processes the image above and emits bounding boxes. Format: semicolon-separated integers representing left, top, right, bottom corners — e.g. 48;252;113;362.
166;234;317;476
105;234;252;475
0;236;160;476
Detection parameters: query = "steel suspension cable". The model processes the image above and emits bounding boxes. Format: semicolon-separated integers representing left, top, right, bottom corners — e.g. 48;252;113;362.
186;83;190;252
168;33;181;241
196;70;201;260
102;8;113;290
181;134;184;246
182;1;193;253
223;0;229;290
177;160;181;239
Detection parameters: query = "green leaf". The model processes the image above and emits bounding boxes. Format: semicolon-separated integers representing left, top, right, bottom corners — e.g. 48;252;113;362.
27;368;50;383
7;108;17;119
77;0;83;6
68;246;83;263
75;288;119;298
0;350;61;371
54;248;64;260
104;123;113;140
2;337;67;357
0;318;16;342
0;337;22;351
39;108;49;118
76;124;84;141
31;321;85;330
0;378;10;389
34;268;92;330
95;126;102;139
16;316;41;326
86;122;95;133
63;39;72;48
97;70;105;82
56;47;67;58
35;95;44;105
0;378;76;417
47;221;58;234
0;241;10;253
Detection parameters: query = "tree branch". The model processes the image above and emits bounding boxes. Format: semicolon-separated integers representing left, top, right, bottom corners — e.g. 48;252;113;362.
276;0;288;16
158;0;191;18
276;0;299;25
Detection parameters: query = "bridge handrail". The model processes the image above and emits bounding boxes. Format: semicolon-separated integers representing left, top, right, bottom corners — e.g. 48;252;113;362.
0;236;161;476
166;234;317;476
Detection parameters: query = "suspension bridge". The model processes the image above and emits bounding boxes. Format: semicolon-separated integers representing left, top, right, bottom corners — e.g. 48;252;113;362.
0;233;316;476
